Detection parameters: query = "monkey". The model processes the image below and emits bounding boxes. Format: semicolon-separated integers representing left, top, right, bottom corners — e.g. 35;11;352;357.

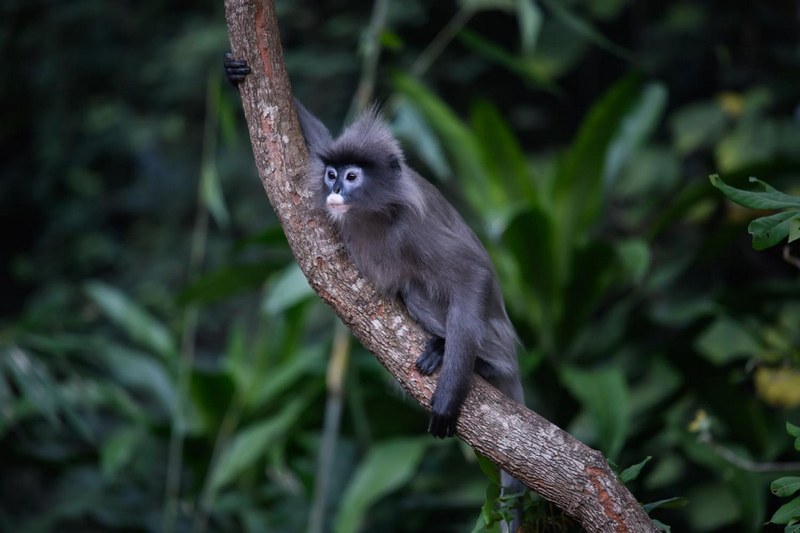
226;56;526;529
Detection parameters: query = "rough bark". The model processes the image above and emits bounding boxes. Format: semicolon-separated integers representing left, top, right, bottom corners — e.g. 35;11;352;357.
223;1;660;531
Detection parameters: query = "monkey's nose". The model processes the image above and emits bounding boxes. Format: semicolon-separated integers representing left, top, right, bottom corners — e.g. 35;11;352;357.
334;186;341;194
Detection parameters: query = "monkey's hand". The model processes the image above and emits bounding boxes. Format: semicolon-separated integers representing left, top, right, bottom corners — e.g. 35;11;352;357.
428;388;461;439
224;52;251;85
415;336;444;375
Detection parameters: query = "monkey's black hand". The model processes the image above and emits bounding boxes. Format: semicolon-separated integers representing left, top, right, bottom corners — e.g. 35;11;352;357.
225;52;251;86
428;388;461;439
415;336;444;375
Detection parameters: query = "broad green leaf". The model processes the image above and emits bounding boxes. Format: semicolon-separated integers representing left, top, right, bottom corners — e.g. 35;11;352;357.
772;496;800;525
207;395;310;495
670;102;729;155
335;438;428;533
471;99;536;211
603;82;668;189
475;452;501;484
502;208;558;342
458;30;560;93
552;75;643;274
246;345;326;409
709;174;800;210
262;262;315;316
101;426;144;478
200;72;229;227
748;210;800;250
694;316;761;365
482;483;502;524
616;239;650;285
620;456;651;484
772;478;800;498
652;518;671;532
539;0;632;60
86;282;176;359
642;496;689;513
788;422;800;437
393;101;452;180
785;522;800;533
516;0;543;56
560;366;630;458
102;344;177;415
179;261;285;305
392;72;503;219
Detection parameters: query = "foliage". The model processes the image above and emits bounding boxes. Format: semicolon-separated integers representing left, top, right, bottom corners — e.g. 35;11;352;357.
2;0;800;532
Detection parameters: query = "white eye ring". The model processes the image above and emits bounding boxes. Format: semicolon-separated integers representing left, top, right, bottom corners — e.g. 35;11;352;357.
326;167;337;181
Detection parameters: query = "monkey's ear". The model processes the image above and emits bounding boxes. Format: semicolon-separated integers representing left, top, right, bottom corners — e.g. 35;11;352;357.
294;98;333;154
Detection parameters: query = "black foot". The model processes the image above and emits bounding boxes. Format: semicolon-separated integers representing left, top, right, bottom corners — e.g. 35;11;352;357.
225;52;251;85
428;395;460;439
415;336;444;376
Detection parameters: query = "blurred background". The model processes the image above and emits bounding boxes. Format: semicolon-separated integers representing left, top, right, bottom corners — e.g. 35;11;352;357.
2;0;800;532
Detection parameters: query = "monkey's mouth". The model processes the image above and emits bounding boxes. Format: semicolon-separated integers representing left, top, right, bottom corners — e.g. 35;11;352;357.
326;201;351;215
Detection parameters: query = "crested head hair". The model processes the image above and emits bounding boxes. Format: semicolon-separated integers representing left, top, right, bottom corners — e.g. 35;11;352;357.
300;102;425;221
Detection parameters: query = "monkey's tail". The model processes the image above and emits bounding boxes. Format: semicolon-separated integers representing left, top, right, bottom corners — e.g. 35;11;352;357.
500;470;524;532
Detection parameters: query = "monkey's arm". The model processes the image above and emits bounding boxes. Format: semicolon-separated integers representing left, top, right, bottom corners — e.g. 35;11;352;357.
428;270;490;438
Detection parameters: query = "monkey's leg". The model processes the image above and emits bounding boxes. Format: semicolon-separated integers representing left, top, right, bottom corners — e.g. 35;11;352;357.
224;52;251;85
415;336;444;375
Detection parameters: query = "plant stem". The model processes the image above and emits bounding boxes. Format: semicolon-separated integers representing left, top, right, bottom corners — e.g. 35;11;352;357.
306;321;351;533
346;0;389;121
162;71;219;533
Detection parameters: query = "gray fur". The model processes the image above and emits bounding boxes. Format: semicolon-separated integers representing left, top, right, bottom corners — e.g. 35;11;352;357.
296;101;525;528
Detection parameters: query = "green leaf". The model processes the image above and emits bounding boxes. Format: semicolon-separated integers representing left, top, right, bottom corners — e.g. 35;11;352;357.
246;345;326;409
620;456;651;484
785;522;800;533
772;496;800;524
471;99;536;210
709;174;800;210
207;395;311;495
748;210;800;250
616;239;650;284
392;72;504;220
788;422;800;437
694;316;761;365
335;438;428;533
772;478;800;498
652;518;672;532
670;102;730;155
458;29;561;93
560;365;630;458
539;0;632;60
642;496;689;513
603;82;668;189
552;75;643;273
178;261;285;305
85;282;176;359
516;0;543;56
101;426;144;478
475;452;501;484
262;262;315;316
482;482;502;524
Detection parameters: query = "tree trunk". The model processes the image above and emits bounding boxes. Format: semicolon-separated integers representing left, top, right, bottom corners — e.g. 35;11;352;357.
223;1;660;531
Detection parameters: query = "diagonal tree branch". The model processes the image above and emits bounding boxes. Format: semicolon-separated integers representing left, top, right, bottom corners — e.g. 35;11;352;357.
223;1;659;531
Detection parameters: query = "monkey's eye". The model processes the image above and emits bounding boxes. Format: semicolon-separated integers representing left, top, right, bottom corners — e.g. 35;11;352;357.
345;172;357;182
326;170;336;181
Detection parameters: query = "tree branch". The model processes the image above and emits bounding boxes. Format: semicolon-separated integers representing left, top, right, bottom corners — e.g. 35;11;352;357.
223;1;659;531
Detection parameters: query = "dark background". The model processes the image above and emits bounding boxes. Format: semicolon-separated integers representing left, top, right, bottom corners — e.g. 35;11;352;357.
1;0;799;531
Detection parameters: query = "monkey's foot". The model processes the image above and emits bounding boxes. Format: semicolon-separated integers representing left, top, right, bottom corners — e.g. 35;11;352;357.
224;52;251;85
428;409;458;439
428;388;461;439
415;336;444;375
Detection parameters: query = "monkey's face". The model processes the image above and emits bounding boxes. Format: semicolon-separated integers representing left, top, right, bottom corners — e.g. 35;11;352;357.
323;164;363;219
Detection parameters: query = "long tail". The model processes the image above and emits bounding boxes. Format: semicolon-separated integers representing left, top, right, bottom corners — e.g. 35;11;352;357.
489;375;526;533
